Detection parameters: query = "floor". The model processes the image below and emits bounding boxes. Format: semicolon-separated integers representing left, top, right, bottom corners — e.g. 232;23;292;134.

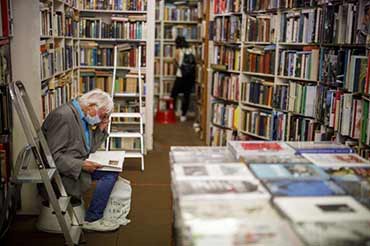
2;120;204;246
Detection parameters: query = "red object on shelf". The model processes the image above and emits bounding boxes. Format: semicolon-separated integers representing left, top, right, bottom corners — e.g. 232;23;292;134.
155;97;176;124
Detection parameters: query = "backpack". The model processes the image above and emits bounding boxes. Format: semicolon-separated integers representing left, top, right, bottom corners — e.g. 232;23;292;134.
180;51;196;78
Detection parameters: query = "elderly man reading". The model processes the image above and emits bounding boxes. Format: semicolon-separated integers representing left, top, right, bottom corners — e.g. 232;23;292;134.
41;89;119;232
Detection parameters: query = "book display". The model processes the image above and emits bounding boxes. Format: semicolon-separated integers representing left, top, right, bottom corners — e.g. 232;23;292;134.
170;140;370;245
204;0;370;161
36;0;155;151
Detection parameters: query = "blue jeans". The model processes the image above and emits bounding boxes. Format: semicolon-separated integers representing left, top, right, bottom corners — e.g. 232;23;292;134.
85;170;119;222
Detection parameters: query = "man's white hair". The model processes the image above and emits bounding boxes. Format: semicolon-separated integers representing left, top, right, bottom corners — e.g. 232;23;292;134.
78;89;114;113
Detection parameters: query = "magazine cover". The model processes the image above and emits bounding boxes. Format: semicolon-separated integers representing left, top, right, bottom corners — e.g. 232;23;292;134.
273;196;370;222
242;154;311;165
303;153;370;167
174;179;270;200
227;141;295;159
172;163;256;180
264;179;346;196
287;141;354;154
250;163;330;180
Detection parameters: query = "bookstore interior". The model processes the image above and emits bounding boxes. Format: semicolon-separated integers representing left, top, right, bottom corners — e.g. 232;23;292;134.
1;0;370;245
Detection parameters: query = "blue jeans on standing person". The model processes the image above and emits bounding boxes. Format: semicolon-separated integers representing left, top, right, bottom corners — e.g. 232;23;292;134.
85;170;119;222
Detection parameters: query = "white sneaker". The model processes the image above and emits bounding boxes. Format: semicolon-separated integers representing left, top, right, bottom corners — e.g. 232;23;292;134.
180;116;187;122
83;218;120;232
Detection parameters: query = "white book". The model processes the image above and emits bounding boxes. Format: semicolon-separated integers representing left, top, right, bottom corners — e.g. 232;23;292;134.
274;196;370;223
227;141;295;159
172;163;256;181
340;94;353;136
302;153;370;168
87;151;125;172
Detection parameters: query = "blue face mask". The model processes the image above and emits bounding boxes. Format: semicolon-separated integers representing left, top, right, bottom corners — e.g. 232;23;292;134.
85;108;101;125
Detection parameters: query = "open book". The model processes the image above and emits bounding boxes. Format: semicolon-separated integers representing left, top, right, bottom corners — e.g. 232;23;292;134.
87;151;125;172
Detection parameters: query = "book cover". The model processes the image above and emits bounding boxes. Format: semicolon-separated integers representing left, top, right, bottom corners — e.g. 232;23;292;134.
287;141;354;154
170;146;236;164
294;221;370;246
264;179;345;197
303;153;370;167
250;163;329;180
87;151;125;172
241;154;311;164
274;196;370;222
175;179;270;200
228;141;295;159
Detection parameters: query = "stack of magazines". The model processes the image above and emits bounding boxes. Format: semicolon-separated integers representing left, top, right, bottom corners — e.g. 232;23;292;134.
170;141;370;246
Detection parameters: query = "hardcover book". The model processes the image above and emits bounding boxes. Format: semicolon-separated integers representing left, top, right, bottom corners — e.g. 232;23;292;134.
170;146;236;164
228;141;295;159
242;154;311;165
250;163;330;180
274;196;370;222
264;179;346;196
287;141;354;154
303;153;370;167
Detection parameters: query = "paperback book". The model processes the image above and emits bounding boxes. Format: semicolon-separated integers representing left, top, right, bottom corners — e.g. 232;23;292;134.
264;179;346;197
174;179;270;201
227;141;295;159
287;141;354;154
294;221;370;246
87;151;125;172
273;196;370;222
250;163;330;180
303;153;370;168
172;163;255;180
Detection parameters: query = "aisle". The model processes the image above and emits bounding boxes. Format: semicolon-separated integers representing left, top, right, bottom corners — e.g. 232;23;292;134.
3;121;204;246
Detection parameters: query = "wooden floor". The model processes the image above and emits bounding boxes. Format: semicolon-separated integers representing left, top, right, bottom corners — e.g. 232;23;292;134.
2;120;204;246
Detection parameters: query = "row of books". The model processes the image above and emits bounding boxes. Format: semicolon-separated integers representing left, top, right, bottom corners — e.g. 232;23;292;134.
241;79;274;108
163;25;201;40
212;102;237;130
163;4;199;21
288;116;320;142
212;15;241;43
0;86;10;134
209;126;236;146
79;42;146;67
80;0;147;11
243;46;275;75
288;82;317;118
279;48;320;81
109;137;141;150
213;0;241;14
211;72;239;101
79;16;147;39
40;41;74;80
239;108;272;139
213;45;240;71
246;15;277;43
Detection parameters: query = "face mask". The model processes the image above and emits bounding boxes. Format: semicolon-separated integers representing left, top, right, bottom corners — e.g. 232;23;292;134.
85;107;101;125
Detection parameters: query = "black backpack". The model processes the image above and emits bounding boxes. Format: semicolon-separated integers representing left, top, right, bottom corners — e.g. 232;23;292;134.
180;51;196;78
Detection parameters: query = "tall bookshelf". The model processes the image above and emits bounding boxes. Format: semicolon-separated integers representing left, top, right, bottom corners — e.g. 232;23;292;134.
155;0;206;135
206;0;370;160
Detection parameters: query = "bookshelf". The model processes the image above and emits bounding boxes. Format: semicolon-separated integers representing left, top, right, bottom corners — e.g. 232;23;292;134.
155;0;206;137
205;0;370;160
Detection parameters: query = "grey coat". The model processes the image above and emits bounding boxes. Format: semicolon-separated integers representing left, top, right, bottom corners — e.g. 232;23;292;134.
41;102;108;199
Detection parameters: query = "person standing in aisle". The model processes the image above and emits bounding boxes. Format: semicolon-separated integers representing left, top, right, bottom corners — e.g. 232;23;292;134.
171;35;196;122
41;89;120;232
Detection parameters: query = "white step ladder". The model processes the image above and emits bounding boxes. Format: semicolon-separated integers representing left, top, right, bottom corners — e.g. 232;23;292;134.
105;44;145;171
9;81;84;245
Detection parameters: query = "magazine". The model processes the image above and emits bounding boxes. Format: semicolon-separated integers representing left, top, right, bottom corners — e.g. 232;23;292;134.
227;141;295;159
87;151;125;172
264;179;346;196
273;196;370;222
303;153;370;167
250;163;330;180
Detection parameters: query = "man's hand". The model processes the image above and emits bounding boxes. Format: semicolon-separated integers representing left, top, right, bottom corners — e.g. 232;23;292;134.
82;160;103;173
98;117;110;131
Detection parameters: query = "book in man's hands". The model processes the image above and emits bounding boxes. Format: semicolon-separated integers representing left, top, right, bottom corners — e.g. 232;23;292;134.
87;151;125;172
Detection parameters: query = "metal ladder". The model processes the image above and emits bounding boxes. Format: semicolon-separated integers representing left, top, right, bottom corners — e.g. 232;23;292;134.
9;81;84;245
105;44;145;171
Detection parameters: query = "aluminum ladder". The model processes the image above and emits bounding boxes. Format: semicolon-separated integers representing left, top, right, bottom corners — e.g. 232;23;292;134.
105;44;145;171
9;81;84;245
